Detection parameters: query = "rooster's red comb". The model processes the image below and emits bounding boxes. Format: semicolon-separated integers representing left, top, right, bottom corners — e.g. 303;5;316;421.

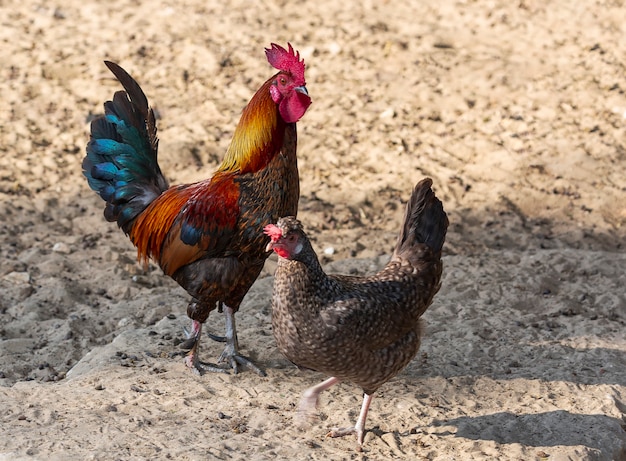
263;223;283;242
265;43;306;85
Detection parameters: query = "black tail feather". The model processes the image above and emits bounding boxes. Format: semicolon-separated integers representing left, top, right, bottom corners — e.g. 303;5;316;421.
394;178;448;257
104;61;150;117
103;61;158;155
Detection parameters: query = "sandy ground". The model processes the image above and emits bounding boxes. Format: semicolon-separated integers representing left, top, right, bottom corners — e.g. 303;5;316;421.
1;0;626;459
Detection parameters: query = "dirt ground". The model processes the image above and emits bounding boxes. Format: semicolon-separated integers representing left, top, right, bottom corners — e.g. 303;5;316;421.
1;0;626;459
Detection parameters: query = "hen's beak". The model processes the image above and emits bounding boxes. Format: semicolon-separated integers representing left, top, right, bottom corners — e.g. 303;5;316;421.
265;241;275;253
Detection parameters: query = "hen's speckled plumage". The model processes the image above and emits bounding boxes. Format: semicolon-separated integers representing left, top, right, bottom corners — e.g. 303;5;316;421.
267;178;448;444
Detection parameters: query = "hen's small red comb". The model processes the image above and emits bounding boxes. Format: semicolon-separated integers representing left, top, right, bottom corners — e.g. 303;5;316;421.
263;223;283;242
265;43;306;85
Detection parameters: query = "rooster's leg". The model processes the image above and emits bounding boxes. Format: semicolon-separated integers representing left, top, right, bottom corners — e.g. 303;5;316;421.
217;305;266;376
181;319;228;374
206;301;227;343
296;377;340;427
327;392;373;445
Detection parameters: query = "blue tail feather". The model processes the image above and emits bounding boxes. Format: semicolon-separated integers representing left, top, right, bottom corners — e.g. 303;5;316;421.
92;163;118;180
83;61;168;234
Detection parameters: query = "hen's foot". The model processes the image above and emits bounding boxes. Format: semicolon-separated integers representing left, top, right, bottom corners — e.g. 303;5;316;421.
295;400;318;429
295;377;341;429
327;393;373;446
327;427;365;451
327;426;357;437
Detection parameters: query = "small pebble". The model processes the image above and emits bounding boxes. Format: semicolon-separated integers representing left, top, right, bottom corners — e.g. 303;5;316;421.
3;271;30;284
379;108;395;119
52;242;71;254
327;42;341;55
117;317;132;328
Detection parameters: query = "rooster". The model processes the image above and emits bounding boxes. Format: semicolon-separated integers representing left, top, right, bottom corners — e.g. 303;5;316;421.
265;178;448;445
82;43;311;375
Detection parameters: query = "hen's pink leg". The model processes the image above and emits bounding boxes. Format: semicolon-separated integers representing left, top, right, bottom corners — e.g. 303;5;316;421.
296;377;340;426
327;393;373;445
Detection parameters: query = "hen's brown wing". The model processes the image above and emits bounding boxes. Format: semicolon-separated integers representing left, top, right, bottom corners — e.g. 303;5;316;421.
320;255;442;351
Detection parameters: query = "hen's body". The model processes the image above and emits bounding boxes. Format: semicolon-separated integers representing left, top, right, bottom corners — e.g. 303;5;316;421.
266;178;448;444
83;44;310;374
272;259;430;394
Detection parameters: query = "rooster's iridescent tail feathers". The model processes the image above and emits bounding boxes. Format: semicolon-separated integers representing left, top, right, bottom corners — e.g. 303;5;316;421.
83;61;168;234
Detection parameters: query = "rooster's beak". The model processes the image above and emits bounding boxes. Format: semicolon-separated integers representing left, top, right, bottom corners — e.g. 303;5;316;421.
295;86;308;96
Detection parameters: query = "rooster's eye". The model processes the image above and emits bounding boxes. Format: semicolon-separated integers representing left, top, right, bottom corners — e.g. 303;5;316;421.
279;77;287;85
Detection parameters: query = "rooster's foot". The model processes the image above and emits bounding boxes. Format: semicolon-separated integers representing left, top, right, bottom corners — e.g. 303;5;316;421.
179;336;198;350
217;346;266;377
181;320;202;350
216;305;266;376
181;320;229;375
206;332;226;343
184;353;229;375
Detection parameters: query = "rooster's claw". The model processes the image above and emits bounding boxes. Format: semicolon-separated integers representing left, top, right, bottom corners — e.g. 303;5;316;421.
217;348;266;377
184;354;230;375
207;332;227;343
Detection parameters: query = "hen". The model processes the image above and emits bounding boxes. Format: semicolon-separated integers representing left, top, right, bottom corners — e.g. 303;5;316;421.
82;43;311;375
265;178;448;444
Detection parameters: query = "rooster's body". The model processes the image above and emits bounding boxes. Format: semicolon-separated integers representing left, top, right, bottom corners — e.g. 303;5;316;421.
83;44;311;374
265;178;448;444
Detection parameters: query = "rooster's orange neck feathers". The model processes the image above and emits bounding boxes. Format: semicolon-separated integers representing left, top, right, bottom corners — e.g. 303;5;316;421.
217;75;285;175
129;75;288;267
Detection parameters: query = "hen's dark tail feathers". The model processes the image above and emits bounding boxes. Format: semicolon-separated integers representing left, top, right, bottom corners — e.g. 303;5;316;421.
82;61;168;235
394;178;448;257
